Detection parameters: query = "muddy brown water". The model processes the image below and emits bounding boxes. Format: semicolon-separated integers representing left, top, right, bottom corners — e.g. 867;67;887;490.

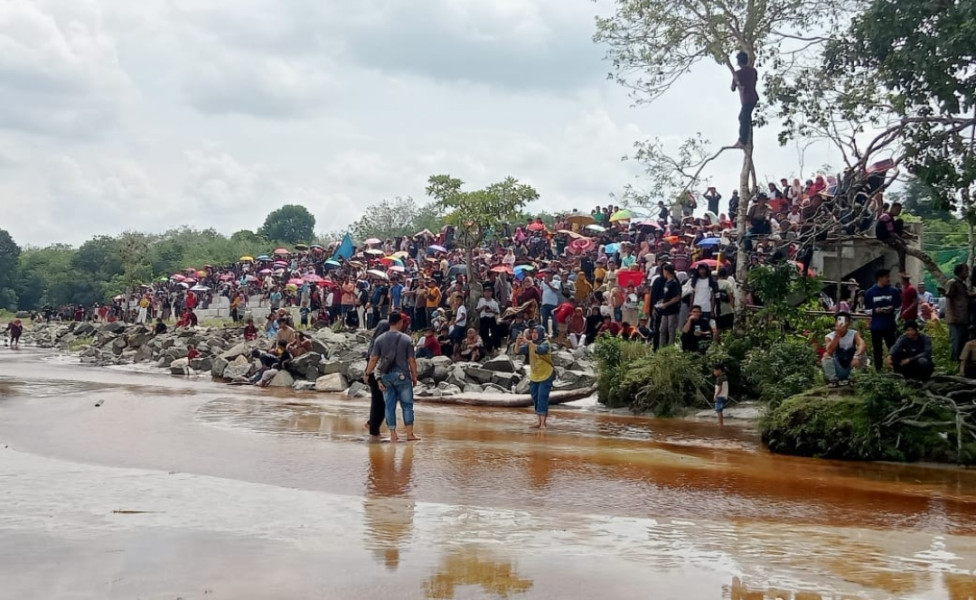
1;349;975;599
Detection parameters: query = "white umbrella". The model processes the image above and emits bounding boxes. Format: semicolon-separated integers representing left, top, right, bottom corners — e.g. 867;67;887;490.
364;238;381;245
366;269;389;280
364;248;384;256
190;285;209;292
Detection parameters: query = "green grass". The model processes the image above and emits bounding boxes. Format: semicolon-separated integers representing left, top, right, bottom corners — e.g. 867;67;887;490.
68;336;94;352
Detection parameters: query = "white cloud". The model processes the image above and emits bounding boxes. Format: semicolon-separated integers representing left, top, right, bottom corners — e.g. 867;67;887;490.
0;0;837;248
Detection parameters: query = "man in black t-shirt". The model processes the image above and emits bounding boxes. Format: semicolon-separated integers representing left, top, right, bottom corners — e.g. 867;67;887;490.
681;305;718;354
655;264;682;348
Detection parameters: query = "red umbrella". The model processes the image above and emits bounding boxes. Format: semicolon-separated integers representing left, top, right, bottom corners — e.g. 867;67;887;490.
571;238;595;254
491;265;513;274
527;222;546;232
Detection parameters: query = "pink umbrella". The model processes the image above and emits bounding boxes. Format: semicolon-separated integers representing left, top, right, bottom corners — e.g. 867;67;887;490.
258;269;272;275
288;278;305;286
219;273;234;281
634;218;662;229
171;274;187;282
303;274;323;283
429;244;446;253
244;275;258;282
364;238;382;245
274;248;289;255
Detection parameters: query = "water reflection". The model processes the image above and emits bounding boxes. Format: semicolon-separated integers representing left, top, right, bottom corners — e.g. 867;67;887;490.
423;547;532;599
363;443;415;571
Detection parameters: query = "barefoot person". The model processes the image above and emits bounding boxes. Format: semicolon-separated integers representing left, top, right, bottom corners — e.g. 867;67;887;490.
364;312;419;443
518;325;555;429
731;51;758;148
364;319;391;443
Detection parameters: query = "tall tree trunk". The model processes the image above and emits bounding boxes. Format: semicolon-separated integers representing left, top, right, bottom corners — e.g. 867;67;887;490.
733;145;754;328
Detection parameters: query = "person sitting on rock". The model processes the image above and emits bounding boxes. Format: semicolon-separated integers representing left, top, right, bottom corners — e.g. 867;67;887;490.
243;318;258;342
287;331;312;358
886;320;934;381
153;317;167;336
248;348;280;386
415;328;442;359
822;312;866;387
458;328;485;362
176;308;197;329
186;345;200;362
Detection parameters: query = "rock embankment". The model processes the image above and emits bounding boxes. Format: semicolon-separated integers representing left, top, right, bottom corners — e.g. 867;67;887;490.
26;322;597;399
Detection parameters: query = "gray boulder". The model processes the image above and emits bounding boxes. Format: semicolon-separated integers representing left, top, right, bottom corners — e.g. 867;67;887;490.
190;356;213;372
516;376;531;395
73;322;95;337
432;364;451;383
169;357;190;375
482;355;516;373
446;366;468;389
437;382;462;396
463;383;484;394
315;373;348;393
319;361;344;375
465;366;495;385
111;337;127;356
268;370;295;388
286;352;322;381
344;360;367;382
293;381;316;391
415;358;435;380
133;345;153;363
491;372;519;390
223;356;252;380
211;356;230;378
220;343;251;361
551;351;576;369
346;381;370;398
431;356;453;368
100;322;125;335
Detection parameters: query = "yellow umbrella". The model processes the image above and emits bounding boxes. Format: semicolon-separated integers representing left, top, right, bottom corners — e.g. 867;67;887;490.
609;209;634;222
566;213;596;226
240;255;254;262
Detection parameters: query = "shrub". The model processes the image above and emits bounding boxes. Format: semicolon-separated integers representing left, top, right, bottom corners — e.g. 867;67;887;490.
622;346;711;416
68;336;94;352
743;339;820;405
592;336;654;408
705;335;753;399
923;320;954;373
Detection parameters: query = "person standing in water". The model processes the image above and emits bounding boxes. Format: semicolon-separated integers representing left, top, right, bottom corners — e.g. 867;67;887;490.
364;312;419;443
518;325;555;429
731;51;758;149
364;319;391;443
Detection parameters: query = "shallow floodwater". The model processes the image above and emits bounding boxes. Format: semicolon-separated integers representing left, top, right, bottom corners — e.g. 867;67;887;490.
1;349;976;599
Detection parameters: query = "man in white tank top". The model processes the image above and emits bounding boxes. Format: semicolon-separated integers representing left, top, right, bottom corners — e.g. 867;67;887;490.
822;312;867;386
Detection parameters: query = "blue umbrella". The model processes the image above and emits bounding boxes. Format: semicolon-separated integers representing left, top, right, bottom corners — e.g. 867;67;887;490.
256;255;271;261
696;237;721;247
325;259;341;268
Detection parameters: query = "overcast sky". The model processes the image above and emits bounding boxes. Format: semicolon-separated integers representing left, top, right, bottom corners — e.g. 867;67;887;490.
1;0;837;247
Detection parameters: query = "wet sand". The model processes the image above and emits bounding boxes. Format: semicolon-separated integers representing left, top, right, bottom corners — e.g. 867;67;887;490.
1;349;976;599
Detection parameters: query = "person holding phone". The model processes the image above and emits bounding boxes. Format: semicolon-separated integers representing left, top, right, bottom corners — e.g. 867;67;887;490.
822;312;867;386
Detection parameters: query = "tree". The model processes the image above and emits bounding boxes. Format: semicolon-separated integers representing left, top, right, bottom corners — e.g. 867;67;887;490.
258;204;316;245
426;175;539;309
0;228;21;309
72;236;124;306
897;179;954;222
352;197;419;241
768;0;976;282
594;0;845;322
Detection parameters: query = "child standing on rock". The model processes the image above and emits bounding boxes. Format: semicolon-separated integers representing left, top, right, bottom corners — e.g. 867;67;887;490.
712;363;729;426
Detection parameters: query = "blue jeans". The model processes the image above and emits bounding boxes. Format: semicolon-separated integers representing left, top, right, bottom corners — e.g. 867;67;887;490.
381;370;415;429
541;304;556;334
529;375;554;416
613;308;623;323
950;324;967;363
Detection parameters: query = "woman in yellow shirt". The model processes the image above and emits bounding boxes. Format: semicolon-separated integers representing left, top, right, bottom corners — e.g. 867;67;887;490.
574;271;593;305
518;325;555;429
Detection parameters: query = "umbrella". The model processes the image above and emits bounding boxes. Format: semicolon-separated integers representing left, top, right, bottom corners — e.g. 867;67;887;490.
183;278;197;284
288;278;305;286
703;211;719;224
196;270;207;278
393;251;409;258
310;244;324;249
491;265;513;274
389;265;406;273
256;255;270;261
244;275;259;282
609;209;633;222
240;256;254;262
696;237;722;247
258;268;272;275
366;269;389;280
584;224;606;233
171;274;186;282
565;212;596;226
294;243;309;251
177;282;190;289
415;229;435;238
348;260;365;268
664;235;681;244
219;273;234;280
285;283;298;291
303;274;323;283
633;219;662;229
190;285;209;292
325;259;341;267
273;260;289;267
556;229;583;239
274;248;289;255
158;276;169;282
692;259;729;270
380;256;403;266
364;248;384;256
527;222;546;232
571;238;595;254
364;238;381;245
429;244;447;253
447;264;468;278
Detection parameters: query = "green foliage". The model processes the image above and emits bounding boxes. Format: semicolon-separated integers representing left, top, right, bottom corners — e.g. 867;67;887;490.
623;346;711;416
923;320;955;374
743;339;820;405
350;196;445;242
426;175;539;252
68;336;94;353
748;263;823;320
258;204;316;245
0;228;21;309
592;335;655;408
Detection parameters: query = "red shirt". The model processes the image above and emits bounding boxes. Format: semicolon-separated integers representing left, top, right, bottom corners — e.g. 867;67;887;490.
421;335;442;357
900;283;918;320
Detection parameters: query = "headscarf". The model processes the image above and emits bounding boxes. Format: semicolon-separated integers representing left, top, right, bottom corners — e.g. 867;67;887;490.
366;320;391;357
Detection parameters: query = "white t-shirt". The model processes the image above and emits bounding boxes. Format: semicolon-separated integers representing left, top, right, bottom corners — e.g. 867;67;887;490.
477;298;499;319
693;279;714;313
455;304;468;328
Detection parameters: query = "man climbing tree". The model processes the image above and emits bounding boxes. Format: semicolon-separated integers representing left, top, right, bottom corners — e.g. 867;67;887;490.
731;51;759;149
